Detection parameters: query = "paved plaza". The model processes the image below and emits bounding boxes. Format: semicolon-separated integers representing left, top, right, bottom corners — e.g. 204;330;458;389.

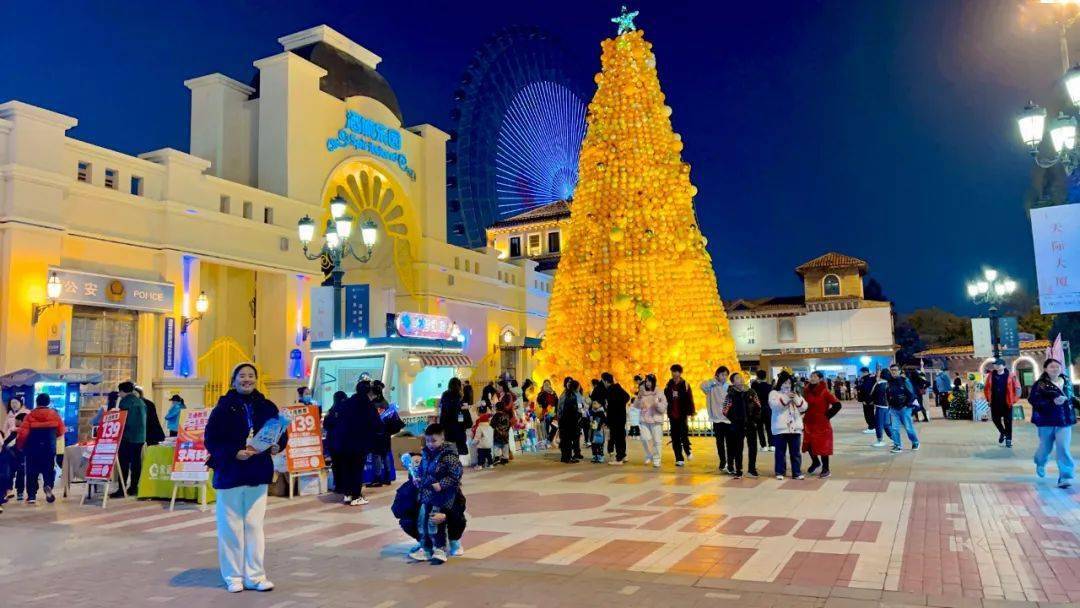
2;404;1079;608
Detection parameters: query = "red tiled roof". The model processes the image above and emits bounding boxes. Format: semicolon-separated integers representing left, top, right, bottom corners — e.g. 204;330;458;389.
489;200;571;229
795;252;869;275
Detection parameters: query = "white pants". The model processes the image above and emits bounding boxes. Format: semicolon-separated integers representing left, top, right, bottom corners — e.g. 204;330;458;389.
215;485;269;586
640;422;663;465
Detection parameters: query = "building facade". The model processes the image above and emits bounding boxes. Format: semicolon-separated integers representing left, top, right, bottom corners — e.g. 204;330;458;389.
0;25;548;435
486;199;570;272
726;253;896;378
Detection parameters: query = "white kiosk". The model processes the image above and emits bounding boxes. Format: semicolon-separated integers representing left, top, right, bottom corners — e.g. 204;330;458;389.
308;312;472;417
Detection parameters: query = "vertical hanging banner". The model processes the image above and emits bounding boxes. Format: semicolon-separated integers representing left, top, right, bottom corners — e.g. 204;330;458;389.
972;318;993;359
344;284;370;338
998;317;1020;357
86;410;128;480
163;317;176;371
171;409;210;481
1031;203;1080;314
310;286;335;346
283;404;325;473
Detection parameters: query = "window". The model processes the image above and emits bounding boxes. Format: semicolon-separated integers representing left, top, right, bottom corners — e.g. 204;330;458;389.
263;207;274;225
823;274;841;297
527;233;542;256
498;271;503;282
104;168;118;189
220;195;231;214
465;260;471;272
448;274;455;286
454;257;460;270
509;237;522;258
547;231;561;253
130;176;144;196
474;263;479;274
243;201;253;219
77;161;91;183
778;318;797;343
279;237;289;252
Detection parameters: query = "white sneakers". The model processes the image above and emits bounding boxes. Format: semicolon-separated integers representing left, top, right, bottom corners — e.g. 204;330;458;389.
862;429;876;434
449;540;464;556
872;441;886;447
226;579;273;593
675;461;685;467
409;547;432;561
226;581;243;593
652;461;661;468
432;548;448;564
349;496;369;506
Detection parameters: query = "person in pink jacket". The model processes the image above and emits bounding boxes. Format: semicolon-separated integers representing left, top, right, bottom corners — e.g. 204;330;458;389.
632;374;667;468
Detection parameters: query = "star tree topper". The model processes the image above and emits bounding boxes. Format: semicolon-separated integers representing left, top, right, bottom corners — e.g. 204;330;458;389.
612;5;639;35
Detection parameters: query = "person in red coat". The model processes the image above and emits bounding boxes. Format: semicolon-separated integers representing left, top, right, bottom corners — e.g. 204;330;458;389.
801;371;842;478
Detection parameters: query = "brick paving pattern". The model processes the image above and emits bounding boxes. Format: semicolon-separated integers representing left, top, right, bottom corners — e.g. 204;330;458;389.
0;403;1077;607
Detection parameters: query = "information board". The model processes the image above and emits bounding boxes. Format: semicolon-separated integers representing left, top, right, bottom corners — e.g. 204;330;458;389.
85;410;127;480
171;409;210;481
283;404;325;473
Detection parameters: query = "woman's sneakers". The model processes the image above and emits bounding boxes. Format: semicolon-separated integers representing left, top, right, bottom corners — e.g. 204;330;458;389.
409;547;433;562
432;548;448;564
449;540;464;557
349;496;369;506
226;581;244;593
245;579;275;592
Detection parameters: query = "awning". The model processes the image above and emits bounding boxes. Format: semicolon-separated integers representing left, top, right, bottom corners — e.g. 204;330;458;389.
410;352;473;368
0;368;104;387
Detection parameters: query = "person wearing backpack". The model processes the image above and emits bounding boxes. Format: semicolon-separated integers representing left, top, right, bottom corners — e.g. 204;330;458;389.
885;364;920;454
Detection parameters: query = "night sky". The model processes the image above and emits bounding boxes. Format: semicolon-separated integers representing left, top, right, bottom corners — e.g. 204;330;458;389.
0;1;1068;313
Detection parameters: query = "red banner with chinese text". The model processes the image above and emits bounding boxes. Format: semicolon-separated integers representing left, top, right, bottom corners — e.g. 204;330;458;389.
85;410;127;480
284;404;325;473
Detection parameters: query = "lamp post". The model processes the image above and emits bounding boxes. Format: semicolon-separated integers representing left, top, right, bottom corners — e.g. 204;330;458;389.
1015;6;1080;174
966;268;1018;360
297;195;378;339
181;291;210;334
31;271;63;325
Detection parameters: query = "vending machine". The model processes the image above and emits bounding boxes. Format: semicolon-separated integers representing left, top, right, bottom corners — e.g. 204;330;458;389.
0;368;103;447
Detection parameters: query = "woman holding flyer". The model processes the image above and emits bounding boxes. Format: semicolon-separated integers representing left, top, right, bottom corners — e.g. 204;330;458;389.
205;363;287;594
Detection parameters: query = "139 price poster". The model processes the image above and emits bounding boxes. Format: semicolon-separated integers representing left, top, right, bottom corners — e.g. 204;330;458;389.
171;409;210;481
86;410;128;480
284;404;325;473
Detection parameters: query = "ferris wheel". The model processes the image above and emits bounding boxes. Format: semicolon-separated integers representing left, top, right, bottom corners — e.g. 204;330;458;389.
446;26;587;249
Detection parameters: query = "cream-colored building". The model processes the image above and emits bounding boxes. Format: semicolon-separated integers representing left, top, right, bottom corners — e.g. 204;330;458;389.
726;253;896;378
0;25;549;435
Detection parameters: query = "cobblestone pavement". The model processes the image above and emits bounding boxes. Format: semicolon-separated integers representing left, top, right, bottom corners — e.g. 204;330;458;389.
2;403;1079;608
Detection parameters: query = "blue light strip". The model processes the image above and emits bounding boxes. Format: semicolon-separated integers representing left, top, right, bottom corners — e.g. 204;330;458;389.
495;81;586;217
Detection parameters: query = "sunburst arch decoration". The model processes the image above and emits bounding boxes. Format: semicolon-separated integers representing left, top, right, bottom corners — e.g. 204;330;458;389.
320;158;421;304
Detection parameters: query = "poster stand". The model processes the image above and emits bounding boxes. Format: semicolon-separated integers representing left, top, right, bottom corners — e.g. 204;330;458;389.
169;480;209;512
81;455;126;509
287;469;326;499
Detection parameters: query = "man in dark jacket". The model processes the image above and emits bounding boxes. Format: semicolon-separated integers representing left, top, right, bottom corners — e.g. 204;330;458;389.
601;373;630;464
750;370;773;451
664;364;695;465
112;381;147;498
135;387;166;446
324;380;380;505
856;368;877;435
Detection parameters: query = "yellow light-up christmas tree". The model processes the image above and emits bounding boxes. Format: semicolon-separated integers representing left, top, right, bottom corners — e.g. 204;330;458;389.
536;9;740;392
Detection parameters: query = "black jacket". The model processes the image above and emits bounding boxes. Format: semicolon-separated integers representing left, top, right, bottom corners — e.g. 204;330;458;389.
605;383;630;425
144;398;167;446
751;380;772;423
723;386;761;425
324;392;380;455
205;389;286;490
438;390;471;453
664;379;696;419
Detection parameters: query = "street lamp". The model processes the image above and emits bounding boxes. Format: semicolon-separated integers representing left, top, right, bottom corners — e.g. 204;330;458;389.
182;291;209;334
32;271;63;325
966;268;1017;360
297;195;379;339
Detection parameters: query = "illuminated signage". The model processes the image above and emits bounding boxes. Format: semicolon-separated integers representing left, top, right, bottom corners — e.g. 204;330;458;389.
51;268;175;314
327;110;416;180
395;312;455;340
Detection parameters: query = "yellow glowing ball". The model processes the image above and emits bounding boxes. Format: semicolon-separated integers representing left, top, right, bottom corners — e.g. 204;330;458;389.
614;293;633;311
588;349;602;362
610;226;624;242
645;317;659;331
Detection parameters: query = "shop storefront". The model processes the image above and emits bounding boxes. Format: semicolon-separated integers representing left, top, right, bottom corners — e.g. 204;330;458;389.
0;24;549;430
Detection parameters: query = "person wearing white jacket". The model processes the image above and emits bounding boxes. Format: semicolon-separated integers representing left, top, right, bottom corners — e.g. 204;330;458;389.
768;372;808;480
632;375;667;468
700;366;732;474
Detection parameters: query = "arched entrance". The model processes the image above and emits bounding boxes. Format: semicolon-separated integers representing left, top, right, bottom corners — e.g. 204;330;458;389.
320;157;422;305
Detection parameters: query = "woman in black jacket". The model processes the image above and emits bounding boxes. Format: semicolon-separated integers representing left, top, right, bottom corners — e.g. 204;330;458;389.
324;380;378;506
558;379;582;463
439;378;471;460
204;363;286;593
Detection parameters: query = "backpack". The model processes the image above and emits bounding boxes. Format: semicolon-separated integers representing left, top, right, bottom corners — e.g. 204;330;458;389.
886;379;910;409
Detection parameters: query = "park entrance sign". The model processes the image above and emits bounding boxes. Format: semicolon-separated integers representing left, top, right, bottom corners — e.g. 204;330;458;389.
1031;203;1080;314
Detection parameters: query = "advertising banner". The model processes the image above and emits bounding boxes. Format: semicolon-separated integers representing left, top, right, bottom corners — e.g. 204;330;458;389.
972;318;993;359
1030;203;1080;314
998;317;1020;357
311;286;335;346
85;410;127;480
283;404;325;473
344;284;370;338
171;409;210;482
